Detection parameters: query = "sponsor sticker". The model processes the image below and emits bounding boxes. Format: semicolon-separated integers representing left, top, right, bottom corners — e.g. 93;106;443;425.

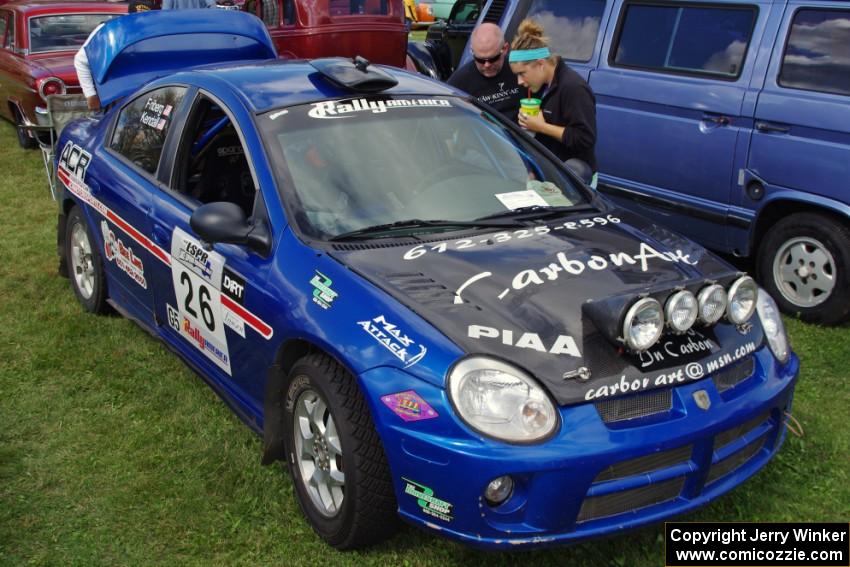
381;390;438;422
308;98;451;119
58;141;91;181
358;315;427;368
310;271;337;310
403;478;453;522
101;221;146;288
467;324;581;357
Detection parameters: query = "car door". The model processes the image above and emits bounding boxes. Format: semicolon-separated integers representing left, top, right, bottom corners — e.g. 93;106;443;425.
81;85;190;327
591;0;770;251
145;90;278;413
746;2;850;203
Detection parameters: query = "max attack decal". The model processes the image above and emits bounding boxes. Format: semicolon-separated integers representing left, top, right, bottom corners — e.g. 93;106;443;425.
582;341;757;401
380;390;438;422
453;242;698;303
468;325;581;357
308;98;451;119
310;271;337;309
101;221;146;288
358;315;427;368
403;478;453;522
403;215;621;261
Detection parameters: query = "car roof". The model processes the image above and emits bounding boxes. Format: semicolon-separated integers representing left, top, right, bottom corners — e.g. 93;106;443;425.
171;59;460;113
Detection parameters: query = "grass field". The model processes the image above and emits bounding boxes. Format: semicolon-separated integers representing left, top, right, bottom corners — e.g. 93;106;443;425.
0;120;847;566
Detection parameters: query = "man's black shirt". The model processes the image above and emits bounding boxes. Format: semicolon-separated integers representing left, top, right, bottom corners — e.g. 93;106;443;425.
448;61;522;122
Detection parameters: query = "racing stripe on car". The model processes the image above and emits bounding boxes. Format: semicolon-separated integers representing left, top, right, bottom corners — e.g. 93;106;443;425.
59;164;273;340
221;295;273;339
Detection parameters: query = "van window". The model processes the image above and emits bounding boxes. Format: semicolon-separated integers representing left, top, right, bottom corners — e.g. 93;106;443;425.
329;0;388;16
526;0;606;62
779;9;850;96
612;3;756;78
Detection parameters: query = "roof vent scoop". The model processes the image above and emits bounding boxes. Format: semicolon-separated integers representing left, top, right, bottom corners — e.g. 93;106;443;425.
310;56;399;93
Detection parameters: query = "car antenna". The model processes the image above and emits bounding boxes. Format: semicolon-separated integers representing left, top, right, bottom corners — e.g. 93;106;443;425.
354;56;370;72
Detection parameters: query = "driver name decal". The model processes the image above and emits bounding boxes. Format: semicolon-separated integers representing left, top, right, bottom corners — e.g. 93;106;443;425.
308;98;451;119
140;97;173;130
358;315;427;368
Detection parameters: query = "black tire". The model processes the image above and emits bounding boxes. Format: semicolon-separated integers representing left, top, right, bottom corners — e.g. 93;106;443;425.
757;212;850;325
65;206;109;314
14;108;37;149
283;353;398;549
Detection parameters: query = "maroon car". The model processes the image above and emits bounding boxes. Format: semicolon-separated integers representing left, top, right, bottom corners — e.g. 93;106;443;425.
0;0;127;148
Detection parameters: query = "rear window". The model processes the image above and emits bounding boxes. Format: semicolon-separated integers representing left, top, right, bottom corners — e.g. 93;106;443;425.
329;0;388;16
526;0;606;62
779;9;850;96
29;13;119;53
612;3;756;78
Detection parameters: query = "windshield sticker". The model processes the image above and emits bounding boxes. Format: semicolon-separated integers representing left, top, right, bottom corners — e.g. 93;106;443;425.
308;98;451;119
358;315;427;368
583;341;757;402
140;97;173;131
527;180;574;206
381;390;438;422
637;329;716;370
403;215;621;261
403;478;453;522
468;325;581;358
101;221;146;289
494;189;549;210
310;271;338;310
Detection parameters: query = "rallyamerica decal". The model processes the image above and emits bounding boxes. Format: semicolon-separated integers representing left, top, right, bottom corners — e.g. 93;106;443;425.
308;98;451;119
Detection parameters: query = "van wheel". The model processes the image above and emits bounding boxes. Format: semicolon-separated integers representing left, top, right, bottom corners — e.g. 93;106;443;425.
757;212;850;325
283;353;398;549
14;108;37;149
65;206;108;314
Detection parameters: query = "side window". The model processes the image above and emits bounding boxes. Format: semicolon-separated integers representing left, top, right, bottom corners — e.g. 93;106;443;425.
284;0;295;24
526;0;606;62
449;1;480;24
3;13;14;50
612;3;756;78
110;86;187;175
779;9;850;96
173;95;256;217
0;13;8;48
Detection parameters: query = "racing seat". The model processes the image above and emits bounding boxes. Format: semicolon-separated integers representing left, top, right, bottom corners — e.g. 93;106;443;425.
195;133;256;216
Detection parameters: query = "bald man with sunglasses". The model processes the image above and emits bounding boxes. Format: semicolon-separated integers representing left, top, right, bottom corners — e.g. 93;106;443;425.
447;23;523;122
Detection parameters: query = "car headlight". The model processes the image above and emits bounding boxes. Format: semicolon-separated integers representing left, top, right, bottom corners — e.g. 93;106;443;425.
757;288;789;363
665;290;698;333
697;284;727;325
448;357;558;443
623;297;663;351
727;276;758;324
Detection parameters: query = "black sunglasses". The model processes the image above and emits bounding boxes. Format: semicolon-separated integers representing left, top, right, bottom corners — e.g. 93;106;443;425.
473;48;505;65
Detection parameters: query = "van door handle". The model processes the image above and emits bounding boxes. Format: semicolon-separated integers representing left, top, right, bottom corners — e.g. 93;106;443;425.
702;114;730;126
756;121;791;134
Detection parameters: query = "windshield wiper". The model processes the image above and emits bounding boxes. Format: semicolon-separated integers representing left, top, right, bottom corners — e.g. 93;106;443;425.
475;204;596;222
329;218;521;241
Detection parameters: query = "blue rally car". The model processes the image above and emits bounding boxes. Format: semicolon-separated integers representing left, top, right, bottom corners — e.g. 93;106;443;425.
55;10;799;550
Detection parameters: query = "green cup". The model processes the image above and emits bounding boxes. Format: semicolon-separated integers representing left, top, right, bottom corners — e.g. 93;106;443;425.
520;98;542;117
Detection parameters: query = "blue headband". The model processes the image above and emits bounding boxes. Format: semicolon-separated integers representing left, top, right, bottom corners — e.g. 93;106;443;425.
508;47;551;62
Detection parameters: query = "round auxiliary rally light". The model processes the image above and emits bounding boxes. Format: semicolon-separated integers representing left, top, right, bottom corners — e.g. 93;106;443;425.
665;290;698;333
697;284;727;325
484;475;514;506
727;276;758;324
623;297;664;352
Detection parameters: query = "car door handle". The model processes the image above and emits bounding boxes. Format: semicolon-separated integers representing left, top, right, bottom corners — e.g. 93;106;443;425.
701;114;730;126
755;121;791;134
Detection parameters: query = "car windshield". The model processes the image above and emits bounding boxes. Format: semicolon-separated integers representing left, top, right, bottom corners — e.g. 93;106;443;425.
259;96;590;240
29;14;118;53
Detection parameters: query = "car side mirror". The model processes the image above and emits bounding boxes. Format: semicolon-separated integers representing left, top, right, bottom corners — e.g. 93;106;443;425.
564;158;594;186
190;202;271;255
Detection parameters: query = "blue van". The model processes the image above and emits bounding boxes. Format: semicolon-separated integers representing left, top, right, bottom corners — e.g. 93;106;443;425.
451;0;850;325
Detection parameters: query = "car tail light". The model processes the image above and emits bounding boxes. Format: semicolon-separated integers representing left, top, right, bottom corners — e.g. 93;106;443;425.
38;77;66;101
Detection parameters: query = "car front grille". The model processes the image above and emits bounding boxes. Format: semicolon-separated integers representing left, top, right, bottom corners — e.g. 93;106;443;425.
706;435;767;486
577;477;684;522
713;356;756;392
595;388;672;423
594;444;693;483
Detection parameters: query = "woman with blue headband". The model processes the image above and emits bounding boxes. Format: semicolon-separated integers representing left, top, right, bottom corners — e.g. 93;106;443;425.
509;19;598;184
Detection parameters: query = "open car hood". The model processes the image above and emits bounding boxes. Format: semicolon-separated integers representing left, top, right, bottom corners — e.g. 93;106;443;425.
332;211;764;406
85;10;277;107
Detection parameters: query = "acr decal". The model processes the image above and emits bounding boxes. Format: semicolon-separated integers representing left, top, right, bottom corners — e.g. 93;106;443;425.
101;221;146;288
58;141;91;181
308;98;451;119
140;97;173;131
467;325;581;358
403;215;622;261
358;315;427;368
380;390;438;422
582;341;757;402
637;329;716;370
57;166;275;343
402;478;453;522
310;271;337;310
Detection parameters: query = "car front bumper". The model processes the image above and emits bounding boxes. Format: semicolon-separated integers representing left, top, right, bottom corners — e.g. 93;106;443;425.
362;346;799;549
